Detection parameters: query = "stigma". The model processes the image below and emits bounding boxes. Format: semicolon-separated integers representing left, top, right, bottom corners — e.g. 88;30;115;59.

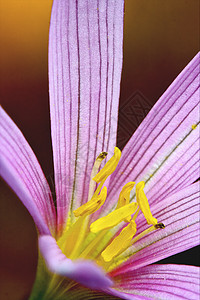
70;147;165;267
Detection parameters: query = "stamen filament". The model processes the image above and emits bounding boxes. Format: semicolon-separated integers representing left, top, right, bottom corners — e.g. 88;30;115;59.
79;230;107;259
92;177;107;199
130;222;165;246
88;152;107;201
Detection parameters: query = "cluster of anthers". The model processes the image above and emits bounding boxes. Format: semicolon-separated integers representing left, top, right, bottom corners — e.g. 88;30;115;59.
57;147;165;273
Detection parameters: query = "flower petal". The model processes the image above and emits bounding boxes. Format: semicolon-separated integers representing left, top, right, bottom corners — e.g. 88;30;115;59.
112;264;200;300
107;288;147;300
39;235;113;290
105;52;200;213
109;182;200;274
0;107;56;235
48;0;124;230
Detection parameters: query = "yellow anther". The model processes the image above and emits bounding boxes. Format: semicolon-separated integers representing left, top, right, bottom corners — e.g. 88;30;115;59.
116;182;135;208
136;181;157;225
116;181;135;222
101;220;137;262
192;124;197;130
93;147;121;183
90;202;138;233
73;187;107;217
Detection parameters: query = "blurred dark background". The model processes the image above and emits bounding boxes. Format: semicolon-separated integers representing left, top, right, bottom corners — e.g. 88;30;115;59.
0;0;199;299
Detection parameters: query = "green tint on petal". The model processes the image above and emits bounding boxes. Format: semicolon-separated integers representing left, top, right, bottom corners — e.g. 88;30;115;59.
29;253;52;300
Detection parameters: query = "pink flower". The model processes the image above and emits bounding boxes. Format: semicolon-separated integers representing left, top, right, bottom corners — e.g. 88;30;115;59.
0;1;199;299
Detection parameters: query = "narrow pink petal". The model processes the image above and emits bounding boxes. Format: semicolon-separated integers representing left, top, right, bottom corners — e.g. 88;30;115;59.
39;235;113;290
110;183;199;275
48;0;124;231
0;107;56;235
112;264;200;300
104;52;200;214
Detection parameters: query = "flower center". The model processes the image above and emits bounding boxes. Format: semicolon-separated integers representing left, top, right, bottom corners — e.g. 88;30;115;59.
58;147;165;271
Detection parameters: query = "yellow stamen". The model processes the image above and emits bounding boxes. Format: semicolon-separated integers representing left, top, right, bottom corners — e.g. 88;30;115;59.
116;182;135;208
55;146;166;291
106;223;165;272
73;186;107;217
90;202;138;233
88;152;108;201
116;181;135;222
93;147;121;183
101;220;137;262
136;181;157;225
